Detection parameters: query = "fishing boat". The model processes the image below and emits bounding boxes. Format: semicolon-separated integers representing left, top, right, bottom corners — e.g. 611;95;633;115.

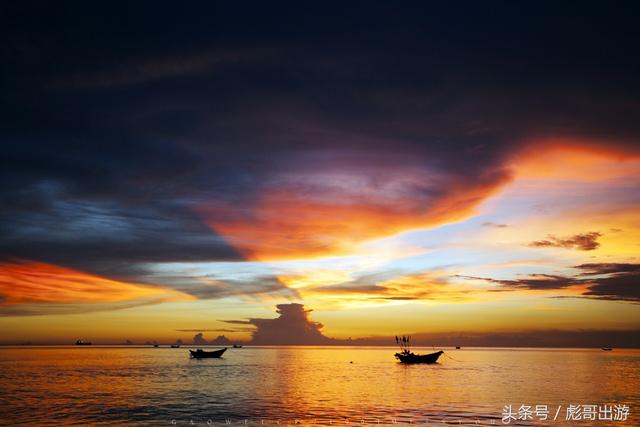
394;335;443;364
189;348;227;359
170;344;180;348
602;347;613;351
233;344;243;348
75;340;92;346
395;350;443;364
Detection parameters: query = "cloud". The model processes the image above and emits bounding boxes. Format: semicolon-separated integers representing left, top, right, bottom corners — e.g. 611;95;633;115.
581;274;640;303
237;303;336;345
458;274;582;290
461;263;640;303
309;272;481;303
313;283;390;295
199;162;511;260
573;263;640;303
162;275;299;303
2;2;640;307
219;319;253;325
528;232;602;251
482;221;508;228
0;196;243;273
574;263;640;275
54;48;267;89
0;260;191;316
193;333;207;345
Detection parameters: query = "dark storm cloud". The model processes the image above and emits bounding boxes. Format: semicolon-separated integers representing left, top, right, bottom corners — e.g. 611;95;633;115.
1;3;640;296
528;232;602;251
53;48;268;90
0;199;241;266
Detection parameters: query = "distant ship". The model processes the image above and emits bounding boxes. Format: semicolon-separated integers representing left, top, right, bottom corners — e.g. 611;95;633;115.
75;340;92;346
233;344;243;348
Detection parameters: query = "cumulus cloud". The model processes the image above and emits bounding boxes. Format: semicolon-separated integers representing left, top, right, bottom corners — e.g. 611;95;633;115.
528;232;602;251
192;332;233;345
193;333;208;345
230;303;336;345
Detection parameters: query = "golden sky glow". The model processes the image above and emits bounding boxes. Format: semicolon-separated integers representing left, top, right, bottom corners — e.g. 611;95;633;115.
1;141;639;344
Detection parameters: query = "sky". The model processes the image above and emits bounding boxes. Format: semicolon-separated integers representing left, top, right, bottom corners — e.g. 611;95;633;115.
1;2;639;345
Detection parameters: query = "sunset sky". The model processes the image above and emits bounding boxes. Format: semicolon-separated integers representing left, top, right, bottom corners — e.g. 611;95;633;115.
1;3;639;345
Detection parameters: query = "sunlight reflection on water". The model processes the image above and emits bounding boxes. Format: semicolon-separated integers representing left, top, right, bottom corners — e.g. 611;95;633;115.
0;347;638;426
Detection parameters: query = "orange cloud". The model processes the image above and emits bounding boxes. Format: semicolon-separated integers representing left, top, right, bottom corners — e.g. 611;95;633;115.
199;138;640;262
198;170;509;261
0;261;190;306
511;138;640;181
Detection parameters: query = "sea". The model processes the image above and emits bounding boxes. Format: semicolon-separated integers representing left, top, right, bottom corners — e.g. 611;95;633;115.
0;346;638;426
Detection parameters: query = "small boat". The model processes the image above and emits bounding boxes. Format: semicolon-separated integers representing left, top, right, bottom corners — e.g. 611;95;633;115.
395;350;444;364
455;346;461;349
394;335;443;364
189;348;227;359
602;347;613;351
75;340;92;346
233;344;243;348
170;344;181;348
153;344;159;348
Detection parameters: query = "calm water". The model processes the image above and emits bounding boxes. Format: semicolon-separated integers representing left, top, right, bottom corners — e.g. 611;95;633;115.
0;347;638;426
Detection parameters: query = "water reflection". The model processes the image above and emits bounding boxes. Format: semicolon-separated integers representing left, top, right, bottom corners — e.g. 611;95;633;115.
0;347;638;425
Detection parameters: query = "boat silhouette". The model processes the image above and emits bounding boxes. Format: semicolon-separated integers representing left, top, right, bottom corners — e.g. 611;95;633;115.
395;350;444;364
189;348;227;359
394;335;443;364
75;340;92;346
